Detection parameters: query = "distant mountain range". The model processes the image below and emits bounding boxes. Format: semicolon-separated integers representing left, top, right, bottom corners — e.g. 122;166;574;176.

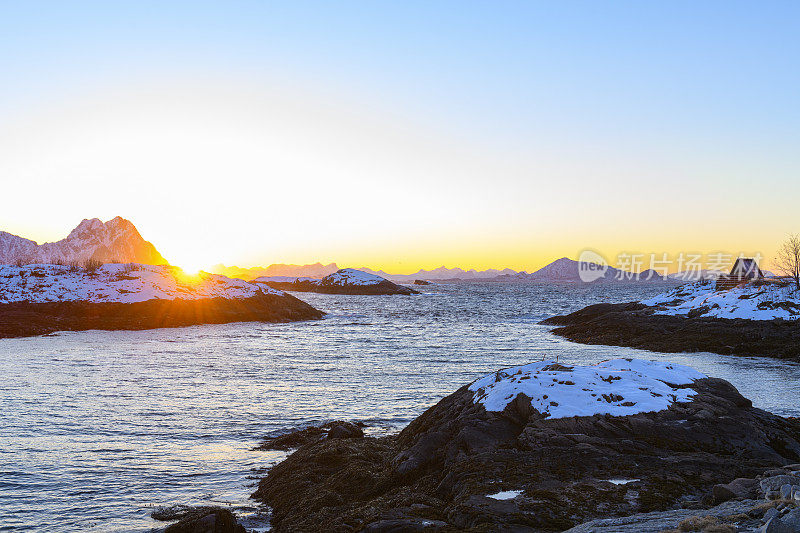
212;264;522;282
217;257;674;283
0;217;167;265
359;266;519;282
212;262;340;281
365;258;670;283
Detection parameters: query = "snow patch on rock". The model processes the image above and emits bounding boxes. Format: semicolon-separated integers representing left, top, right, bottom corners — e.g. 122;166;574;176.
605;478;639;485
0;263;282;304
468;359;706;418
641;280;800;320
486;490;523;500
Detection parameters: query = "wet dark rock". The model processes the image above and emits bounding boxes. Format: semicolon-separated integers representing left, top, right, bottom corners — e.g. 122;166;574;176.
253;376;800;532
712;483;739;504
362;518;447;531
0;293;324;339
327;422;365;440
413;280;432;286
152;505;245;533
541;302;800;360
255;421;366;451
712;478;759;503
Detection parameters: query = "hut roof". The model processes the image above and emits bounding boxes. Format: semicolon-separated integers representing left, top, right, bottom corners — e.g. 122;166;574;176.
729;258;763;279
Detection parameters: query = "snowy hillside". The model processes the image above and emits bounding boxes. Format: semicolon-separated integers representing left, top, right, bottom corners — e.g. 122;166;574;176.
255;268;393;287
641;280;800;320
0;263;281;304
0;217;167;265
469;359;705;418
321;268;387;286
254;268;417;295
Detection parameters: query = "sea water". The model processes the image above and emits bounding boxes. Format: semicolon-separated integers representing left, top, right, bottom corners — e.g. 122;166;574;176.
2;282;798;531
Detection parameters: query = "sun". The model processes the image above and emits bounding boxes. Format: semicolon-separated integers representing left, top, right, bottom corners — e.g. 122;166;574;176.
178;263;205;276
163;248;214;277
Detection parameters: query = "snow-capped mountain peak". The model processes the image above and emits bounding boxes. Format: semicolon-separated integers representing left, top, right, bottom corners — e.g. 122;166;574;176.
0;217;168;265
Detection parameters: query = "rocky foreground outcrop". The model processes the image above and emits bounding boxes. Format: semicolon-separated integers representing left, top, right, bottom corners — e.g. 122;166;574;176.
152;505;245;533
255;268;418;296
541;302;800;360
253;359;800;532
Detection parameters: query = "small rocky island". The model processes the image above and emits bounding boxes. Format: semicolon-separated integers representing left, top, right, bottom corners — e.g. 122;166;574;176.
251;359;800;532
0;263;323;338
254;268;418;295
542;279;800;360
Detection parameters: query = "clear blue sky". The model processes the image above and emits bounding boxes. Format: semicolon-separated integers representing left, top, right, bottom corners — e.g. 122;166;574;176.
1;2;798;271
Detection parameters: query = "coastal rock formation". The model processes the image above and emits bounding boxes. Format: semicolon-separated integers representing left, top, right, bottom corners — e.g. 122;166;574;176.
253;359;800;532
255;421;366;451
254;268;418;295
152;505;245;533
542;283;800;360
0;216;167;265
0;264;323;338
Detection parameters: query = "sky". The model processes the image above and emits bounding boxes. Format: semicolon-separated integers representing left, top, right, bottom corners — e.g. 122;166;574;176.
1;1;798;273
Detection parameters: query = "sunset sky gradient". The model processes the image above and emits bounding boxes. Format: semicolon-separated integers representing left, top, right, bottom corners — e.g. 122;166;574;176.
1;2;798;272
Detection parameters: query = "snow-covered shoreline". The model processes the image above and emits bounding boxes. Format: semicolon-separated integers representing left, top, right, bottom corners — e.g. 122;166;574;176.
641;279;800;321
0;263;282;304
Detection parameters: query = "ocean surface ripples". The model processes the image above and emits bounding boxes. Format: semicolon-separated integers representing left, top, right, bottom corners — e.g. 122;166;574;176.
1;282;798;531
